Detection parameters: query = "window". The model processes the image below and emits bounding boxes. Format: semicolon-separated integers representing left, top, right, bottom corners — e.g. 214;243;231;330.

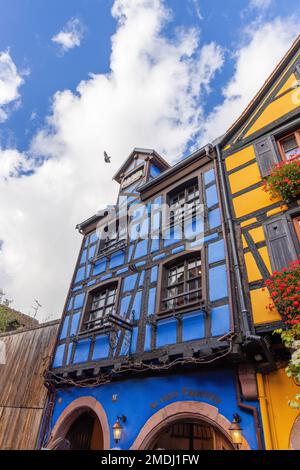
84;284;117;331
278;131;300;161
293;215;300;242
162;255;202;311
169;180;200;228
97;218;127;254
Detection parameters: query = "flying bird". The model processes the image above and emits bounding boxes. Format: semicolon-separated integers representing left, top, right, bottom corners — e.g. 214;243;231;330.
104;151;111;163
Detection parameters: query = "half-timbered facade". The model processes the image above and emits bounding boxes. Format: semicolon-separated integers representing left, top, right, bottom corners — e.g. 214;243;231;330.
219;35;300;450
42;36;300;451
42;146;262;451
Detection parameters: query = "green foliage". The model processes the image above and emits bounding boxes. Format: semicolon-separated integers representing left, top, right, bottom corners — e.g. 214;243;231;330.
273;326;300;407
288;394;300;411
0;305;20;332
274;324;300;348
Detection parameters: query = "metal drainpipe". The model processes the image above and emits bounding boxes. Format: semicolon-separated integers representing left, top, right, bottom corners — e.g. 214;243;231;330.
215;143;251;338
236;375;263;450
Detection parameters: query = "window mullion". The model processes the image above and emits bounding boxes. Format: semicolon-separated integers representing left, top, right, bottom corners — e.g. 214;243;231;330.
295;130;300;149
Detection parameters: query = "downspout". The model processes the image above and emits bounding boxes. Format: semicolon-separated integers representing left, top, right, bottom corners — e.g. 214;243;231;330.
37;382;56;449
256;373;276;450
215;143;251;337
236;375;263;450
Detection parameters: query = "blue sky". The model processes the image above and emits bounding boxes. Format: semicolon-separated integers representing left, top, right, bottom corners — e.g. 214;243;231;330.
1;0;298;151
0;0;299;320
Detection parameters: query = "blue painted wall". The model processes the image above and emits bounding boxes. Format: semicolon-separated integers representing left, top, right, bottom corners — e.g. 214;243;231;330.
52;164;230;373
51;369;260;450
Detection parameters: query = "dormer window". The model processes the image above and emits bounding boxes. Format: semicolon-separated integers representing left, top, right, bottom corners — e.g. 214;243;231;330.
83;283;118;331
121;166;144;190
169;179;200;228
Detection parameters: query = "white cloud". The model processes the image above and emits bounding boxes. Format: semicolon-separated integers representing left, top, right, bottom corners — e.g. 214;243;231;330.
0;0;223;320
249;0;272;9
1;2;298;323
52;17;85;54
0;50;25;122
188;0;203;21
0;148;31;180
201;17;299;143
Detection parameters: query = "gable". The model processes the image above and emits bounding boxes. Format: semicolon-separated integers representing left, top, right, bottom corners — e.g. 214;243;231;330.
223;37;300;147
113;148;170;184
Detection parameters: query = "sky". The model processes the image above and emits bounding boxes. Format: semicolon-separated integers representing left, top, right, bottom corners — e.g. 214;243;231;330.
0;0;299;321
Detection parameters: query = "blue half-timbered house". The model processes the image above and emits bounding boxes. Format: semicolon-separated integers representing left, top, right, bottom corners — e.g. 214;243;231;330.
43;147;264;451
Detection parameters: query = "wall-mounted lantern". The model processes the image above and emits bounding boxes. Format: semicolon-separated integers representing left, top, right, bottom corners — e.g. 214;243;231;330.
112;415;127;444
229;413;243;450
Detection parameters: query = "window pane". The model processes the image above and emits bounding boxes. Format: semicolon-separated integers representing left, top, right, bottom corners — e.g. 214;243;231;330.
281;135;300;160
164;256;201;310
293;216;300;242
169;182;200;228
188;279;199;291
282;135;297;151
87;285;117;329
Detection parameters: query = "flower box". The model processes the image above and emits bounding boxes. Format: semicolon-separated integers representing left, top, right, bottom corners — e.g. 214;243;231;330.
262;159;300;202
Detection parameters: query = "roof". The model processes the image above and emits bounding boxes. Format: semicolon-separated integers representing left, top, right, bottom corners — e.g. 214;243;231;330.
0;304;39;333
139;144;213;193
221;34;300;145
112;147;170;183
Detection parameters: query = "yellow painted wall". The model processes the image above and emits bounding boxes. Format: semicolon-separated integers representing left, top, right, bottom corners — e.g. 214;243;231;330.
229;162;261;194
275;73;297;97
242;226;265;248
225;145;255;171
266;205;288;217
244;247;271;283
240;217;257;228
257;369;300;449
245;89;300;137
245;252;262;282
250;287;281;324
249;226;265;244
232;186;280;218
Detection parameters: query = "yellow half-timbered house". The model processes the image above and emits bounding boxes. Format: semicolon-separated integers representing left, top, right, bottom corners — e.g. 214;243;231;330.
220;35;300;450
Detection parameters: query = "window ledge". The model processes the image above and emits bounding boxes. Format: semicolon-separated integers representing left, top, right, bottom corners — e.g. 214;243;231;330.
92;239;127;262
154;300;208;320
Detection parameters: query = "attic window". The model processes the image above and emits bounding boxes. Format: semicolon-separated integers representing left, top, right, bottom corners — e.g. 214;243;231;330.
121;166;144;189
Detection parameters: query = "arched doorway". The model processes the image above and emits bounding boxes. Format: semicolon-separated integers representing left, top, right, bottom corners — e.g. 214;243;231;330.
148;418;233;450
46;396;110;450
131;401;250;450
65;410;103;450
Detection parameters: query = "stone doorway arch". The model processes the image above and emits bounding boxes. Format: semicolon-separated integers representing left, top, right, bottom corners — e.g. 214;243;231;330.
131;401;250;450
46;396;110;450
290;415;300;450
